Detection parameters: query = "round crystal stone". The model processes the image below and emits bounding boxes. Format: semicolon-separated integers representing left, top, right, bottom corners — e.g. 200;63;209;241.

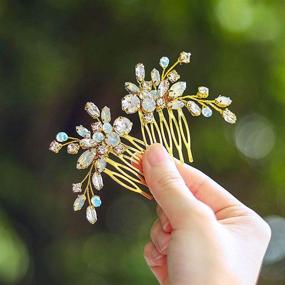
159;56;169;68
106;132;120;146
142;97;156;113
121;94;140;114
103;122;113;134
202;106;213;117
91;195;102;207
56;132;68;142
113;117;133;136
93;132;105;143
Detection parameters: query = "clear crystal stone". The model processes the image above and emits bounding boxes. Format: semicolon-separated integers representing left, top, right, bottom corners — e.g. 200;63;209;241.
142;97;156;113
159;56;169;68
49;140;62;153
106;132;121;146
91;122;102;133
143;113;155;123
139;90;152;100
125;82;140;94
135;63;145;82
76;148;96;169
91;195;102;207
202;106;213;118
103;122;113;134
156;98;166;108
186;101;201;116
150;90;159;100
73;195;86;211
151;68;160;86
167;70;180;83
158;80;169;97
179;51;191;63
76;125;91;138
67;143;80;154
97;144;108;155
121;94;140;114
101;106;111;123
85;102;100;118
113;116;133;136
223;109;237;124
92;172;103;190
215;96;232;107
72;183;82;193
168;100;185;109
113;143;125;155
142;81;152;91
92;132;105;143
56;132;68;142
95;157;107;172
79;139;97;149
197;86;209;98
86;206;97;224
169;82;187;98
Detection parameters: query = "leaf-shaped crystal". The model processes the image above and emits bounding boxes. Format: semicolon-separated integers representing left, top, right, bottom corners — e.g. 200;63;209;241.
186;101;201;116
121;94;140;114
223;109;237;124
95;157;107;172
135;63;145;82
101;106;111;123
168;100;185;109
73;195;86;211
85;102;100;118
86;206;97;224
79;139;97;149
158;80;169;97
113;116;133;136
151;68;160;86
215;96;232;107
92;172;103;190
168;82;186;98
76;148;96;169
125;82;140;94
76;125;91;138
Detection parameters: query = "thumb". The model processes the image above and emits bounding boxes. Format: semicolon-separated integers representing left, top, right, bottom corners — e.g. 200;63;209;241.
142;144;205;228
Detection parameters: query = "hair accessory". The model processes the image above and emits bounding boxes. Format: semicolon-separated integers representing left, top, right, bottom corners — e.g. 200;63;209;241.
122;51;237;163
49;103;151;224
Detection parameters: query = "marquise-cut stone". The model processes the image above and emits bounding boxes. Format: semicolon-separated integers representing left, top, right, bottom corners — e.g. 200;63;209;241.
91;195;102;207
56;132;68;142
73;195;86;211
72;183;82;193
91;122;102;133
76;125;91;138
85;102;100;118
179;51;191;63
76;148;96;169
197;86;209;98
49;140;62;153
215;96;232;107
167;70;180;83
151;68;160;86
106;132;120;146
67;143;80;154
135;63;145;82
86;206;97;224
96;157;107;172
168;82;186;98
186;101;201;116
202;106;213;117
79;139;97;149
113;116;133;136
101;106;111;123
159;56;169;68
92;172;103;190
121;94;140;114
168;100;185;109
158;80;169;97
142;98;156;113
223;109;237;124
125;82;140;94
92;132;105;143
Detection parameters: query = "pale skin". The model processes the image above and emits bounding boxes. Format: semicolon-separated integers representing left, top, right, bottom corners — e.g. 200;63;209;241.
142;144;271;285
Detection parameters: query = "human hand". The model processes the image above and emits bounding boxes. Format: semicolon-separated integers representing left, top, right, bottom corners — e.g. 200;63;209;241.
142;144;271;285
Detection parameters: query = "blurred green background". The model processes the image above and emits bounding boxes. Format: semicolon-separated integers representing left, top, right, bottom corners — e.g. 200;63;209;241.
1;0;285;284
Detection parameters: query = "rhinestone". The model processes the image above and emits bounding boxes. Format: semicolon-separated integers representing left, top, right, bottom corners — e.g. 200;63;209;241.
197;86;209;98
72;183;82;193
143;113;155;123
179;51;191;63
139;90;152;100
103;122;113;134
151;68;160;86
76;148;96;169
113;143;125;155
202;106;213;118
142;97;156;113
121;94;140;114
85;102;100;118
92;132;105;143
215;96;232;107
49;140;62;153
186;101;201;116
158;80;169;97
67;143;80;154
91;195;102;207
86;206;97;224
73;195;86;211
92;172;103;190
135;63;145;82
150;90;159;100
159;56;169;68
101;106;111;123
95;157;107;172
76;125;91;138
106;132;121;146
156;98;166;108
167;70;180;83
56;132;68;142
125;82;140;94
168;100;185;109
91;122;102;133
79;139;97;149
113;116;133;136
97;144;108;155
223;109;237;124
169;81;186;98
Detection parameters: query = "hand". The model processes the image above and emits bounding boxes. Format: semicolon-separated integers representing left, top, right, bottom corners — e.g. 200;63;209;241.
142;144;271;285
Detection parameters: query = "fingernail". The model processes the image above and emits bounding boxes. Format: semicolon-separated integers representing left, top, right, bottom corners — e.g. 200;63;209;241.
146;144;169;166
162;221;172;233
